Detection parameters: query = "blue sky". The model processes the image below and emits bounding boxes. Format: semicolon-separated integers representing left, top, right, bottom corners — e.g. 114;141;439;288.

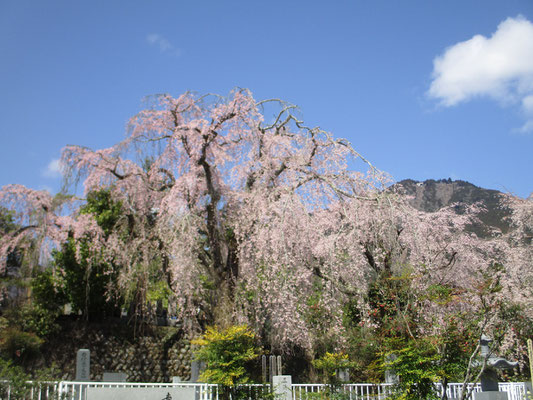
1;1;532;198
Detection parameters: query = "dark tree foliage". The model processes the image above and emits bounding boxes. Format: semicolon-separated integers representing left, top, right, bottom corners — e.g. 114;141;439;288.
52;189;123;320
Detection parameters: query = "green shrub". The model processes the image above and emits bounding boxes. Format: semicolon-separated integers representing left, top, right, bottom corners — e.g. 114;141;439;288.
312;352;356;400
192;325;261;400
0;358;31;399
0;328;42;364
19;304;60;338
380;339;440;400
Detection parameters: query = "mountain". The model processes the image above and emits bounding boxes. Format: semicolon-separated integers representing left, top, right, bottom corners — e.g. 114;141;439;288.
396;179;511;237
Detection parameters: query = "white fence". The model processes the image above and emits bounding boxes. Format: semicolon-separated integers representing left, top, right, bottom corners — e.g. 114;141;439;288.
0;382;220;400
0;381;529;400
293;382;528;400
293;383;394;400
0;381;59;400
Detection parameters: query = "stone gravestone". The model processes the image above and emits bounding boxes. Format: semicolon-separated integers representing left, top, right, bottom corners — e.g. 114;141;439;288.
102;372;127;382
75;349;90;400
272;375;292;400
190;360;205;382
262;355;267;383
76;349;90;381
267;355;282;383
337;368;350;383
269;355;277;383
190;360;199;382
525;383;533;399
473;335;518;400
384;354;399;384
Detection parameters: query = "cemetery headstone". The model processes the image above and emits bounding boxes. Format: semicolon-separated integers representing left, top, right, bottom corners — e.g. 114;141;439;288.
527;339;533;396
267;355;283;383
76;349;90;381
190;360;200;382
190;360;205;382
337;368;350;383
269;355;277;382
102;372;127;382
262;355;267;383
75;349;90;400
525;383;533;400
384;354;398;384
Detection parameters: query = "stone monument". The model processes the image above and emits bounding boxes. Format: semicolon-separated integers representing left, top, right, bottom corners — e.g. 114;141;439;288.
76;349;91;381
473;335;518;400
102;372;127;382
337;368;350;383
75;349;90;400
384;353;399;384
262;355;282;384
272;375;292;400
189;360;205;382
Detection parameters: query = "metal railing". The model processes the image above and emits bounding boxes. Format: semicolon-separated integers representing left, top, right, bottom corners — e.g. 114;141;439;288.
0;381;528;400
0;381;59;400
293;383;394;400
58;381;220;400
292;382;528;400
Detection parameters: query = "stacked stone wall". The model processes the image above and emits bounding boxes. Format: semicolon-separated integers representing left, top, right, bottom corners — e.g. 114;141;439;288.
35;319;194;383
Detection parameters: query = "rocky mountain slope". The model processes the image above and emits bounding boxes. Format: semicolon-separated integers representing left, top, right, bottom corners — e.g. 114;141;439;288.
396;179;511;237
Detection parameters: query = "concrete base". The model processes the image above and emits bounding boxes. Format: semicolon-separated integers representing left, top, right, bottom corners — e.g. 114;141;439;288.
474;392;509;400
87;386;197;400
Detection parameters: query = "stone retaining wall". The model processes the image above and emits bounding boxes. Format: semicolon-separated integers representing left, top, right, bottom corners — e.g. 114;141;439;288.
37;320;194;383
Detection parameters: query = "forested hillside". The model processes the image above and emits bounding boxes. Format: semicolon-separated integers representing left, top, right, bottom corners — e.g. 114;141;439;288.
397;179;512;237
0;90;531;385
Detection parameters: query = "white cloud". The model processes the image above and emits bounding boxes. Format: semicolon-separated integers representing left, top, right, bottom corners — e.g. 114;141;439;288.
42;158;62;178
428;16;533;133
146;33;181;57
522;94;533;114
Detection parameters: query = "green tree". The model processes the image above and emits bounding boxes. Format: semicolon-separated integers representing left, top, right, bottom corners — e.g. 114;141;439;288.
53;238;118;319
31;269;67;313
80;190;123;237
52;189;123;320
